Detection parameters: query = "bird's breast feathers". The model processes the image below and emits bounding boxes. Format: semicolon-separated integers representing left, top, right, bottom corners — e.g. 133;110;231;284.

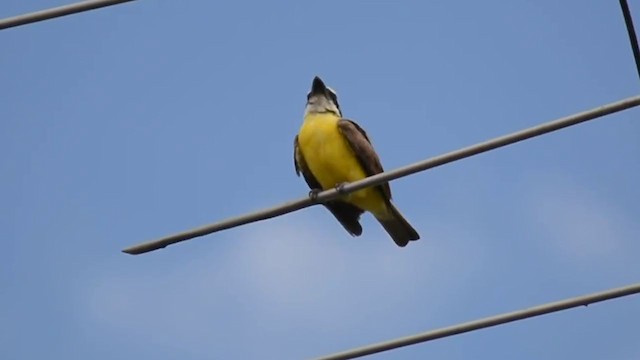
298;113;366;189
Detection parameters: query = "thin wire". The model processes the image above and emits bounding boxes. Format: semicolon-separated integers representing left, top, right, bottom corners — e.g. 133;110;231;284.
620;0;640;79
0;0;135;30
122;95;640;255
313;282;640;360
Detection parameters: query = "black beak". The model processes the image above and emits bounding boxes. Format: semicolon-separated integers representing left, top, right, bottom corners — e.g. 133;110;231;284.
310;76;327;95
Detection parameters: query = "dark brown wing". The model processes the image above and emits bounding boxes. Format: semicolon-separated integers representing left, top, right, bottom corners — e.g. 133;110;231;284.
337;119;391;200
294;136;364;236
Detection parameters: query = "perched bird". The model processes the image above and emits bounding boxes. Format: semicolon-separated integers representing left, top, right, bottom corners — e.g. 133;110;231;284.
294;76;420;246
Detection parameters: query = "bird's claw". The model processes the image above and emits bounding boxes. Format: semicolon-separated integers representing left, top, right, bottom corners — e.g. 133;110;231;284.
309;183;348;202
335;182;349;194
308;188;322;201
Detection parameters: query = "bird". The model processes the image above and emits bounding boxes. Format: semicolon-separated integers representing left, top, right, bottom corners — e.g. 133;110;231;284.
294;76;420;247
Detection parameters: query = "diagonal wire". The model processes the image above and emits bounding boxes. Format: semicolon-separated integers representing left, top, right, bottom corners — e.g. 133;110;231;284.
312;282;640;360
620;0;640;80
122;95;640;255
0;0;136;30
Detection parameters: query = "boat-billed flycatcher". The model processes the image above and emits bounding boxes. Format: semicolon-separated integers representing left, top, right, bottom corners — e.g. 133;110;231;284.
294;76;420;246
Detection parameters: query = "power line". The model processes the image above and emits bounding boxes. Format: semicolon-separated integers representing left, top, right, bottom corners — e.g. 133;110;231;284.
2;1;636;358
0;0;135;30
122;95;640;255
2;2;638;358
620;0;640;80
313;282;640;360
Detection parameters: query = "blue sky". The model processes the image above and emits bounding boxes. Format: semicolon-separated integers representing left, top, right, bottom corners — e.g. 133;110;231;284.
2;1;639;359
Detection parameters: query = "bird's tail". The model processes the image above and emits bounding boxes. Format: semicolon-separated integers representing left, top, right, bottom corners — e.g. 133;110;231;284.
375;202;420;247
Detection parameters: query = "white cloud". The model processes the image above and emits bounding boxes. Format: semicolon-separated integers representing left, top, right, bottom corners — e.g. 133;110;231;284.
233;219;419;304
77;212;485;358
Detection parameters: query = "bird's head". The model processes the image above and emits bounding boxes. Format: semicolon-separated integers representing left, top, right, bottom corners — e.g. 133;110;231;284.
305;76;342;117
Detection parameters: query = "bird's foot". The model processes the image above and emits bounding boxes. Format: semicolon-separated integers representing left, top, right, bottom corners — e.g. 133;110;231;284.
308;188;322;201
335;182;349;194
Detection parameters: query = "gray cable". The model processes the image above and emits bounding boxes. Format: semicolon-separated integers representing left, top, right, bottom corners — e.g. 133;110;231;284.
122;95;640;255
313;282;640;360
0;0;136;30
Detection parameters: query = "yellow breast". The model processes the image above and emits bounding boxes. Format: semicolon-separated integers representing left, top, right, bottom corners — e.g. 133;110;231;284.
298;113;386;214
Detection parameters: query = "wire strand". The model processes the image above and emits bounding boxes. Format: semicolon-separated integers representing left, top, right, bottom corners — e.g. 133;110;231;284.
620;0;640;80
313;282;640;360
0;0;135;30
122;95;640;255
